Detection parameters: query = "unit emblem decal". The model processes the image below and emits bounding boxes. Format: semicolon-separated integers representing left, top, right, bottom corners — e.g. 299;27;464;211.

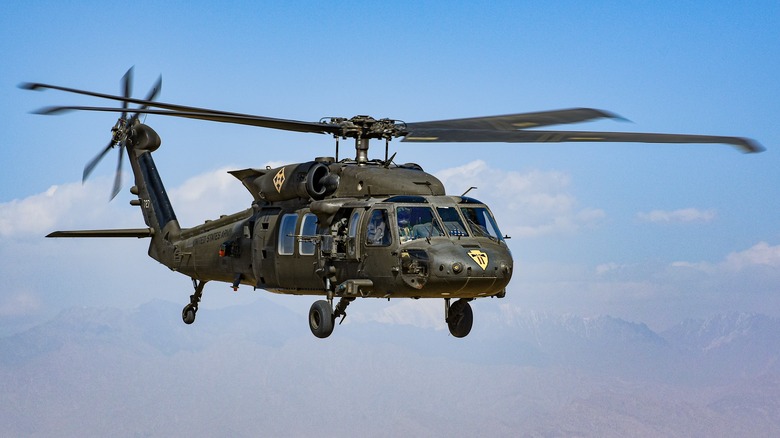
467;249;489;270
273;168;285;193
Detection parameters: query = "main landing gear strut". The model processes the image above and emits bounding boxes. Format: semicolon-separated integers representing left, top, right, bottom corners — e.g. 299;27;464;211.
182;278;207;324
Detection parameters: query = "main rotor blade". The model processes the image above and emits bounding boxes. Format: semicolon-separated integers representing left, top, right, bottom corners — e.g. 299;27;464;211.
83;139;115;183
407;108;625;131
36;105;342;135
402;129;764;153
19;81;162;108
22;80;300;122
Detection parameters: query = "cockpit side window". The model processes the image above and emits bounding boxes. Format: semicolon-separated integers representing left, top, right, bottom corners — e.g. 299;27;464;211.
397;206;444;243
366;209;391;246
436;206;468;237
461;206;503;240
348;211;360;238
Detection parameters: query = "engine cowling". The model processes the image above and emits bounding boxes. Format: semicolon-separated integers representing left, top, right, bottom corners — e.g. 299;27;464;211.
255;161;339;202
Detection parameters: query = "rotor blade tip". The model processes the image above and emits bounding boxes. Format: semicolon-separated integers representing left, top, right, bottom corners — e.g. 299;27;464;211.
607;111;632;123
743;140;765;153
32;106;67;115
19;82;41;91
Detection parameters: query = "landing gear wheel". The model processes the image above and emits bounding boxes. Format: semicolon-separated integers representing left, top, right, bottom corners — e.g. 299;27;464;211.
182;303;197;325
447;299;473;338
182;279;206;325
309;300;335;339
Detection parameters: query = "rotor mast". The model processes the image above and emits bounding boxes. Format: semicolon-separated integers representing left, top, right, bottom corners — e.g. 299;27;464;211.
356;137;370;164
324;115;407;164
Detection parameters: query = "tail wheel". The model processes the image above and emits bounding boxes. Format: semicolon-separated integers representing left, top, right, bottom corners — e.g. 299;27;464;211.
309;300;335;338
447;299;473;338
182;303;197;325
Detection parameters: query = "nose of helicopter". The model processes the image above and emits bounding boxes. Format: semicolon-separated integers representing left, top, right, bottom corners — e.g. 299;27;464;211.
400;240;513;297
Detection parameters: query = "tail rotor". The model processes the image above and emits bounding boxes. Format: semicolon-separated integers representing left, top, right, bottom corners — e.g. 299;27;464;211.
81;67;161;200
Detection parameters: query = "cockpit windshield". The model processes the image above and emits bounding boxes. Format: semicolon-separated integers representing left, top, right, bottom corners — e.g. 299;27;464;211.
396;206;444;243
436;206;468;236
461;206;503;241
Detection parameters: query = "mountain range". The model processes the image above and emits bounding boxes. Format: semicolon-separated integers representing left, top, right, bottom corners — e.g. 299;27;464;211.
1;299;778;437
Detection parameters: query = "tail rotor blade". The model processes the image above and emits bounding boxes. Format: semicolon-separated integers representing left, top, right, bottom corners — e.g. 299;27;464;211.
121;67;133;119
131;75;162;122
110;143;125;200
83;139;114;183
144;75;162;105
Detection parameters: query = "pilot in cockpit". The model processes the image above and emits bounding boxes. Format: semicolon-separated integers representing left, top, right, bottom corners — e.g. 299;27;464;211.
367;210;389;245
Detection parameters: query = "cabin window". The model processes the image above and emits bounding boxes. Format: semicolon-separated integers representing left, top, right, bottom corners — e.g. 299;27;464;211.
299;213;318;256
366;209;391;246
397;206;444;243
461;206;503;241
278;213;298;255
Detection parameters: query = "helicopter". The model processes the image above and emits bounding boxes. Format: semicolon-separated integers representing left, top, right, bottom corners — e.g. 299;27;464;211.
21;68;764;339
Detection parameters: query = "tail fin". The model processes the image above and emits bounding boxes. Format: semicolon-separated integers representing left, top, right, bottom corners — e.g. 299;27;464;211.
125;125;182;263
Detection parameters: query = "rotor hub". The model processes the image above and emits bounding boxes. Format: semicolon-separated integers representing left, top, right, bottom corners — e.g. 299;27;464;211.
111;117;128;145
323;115;408;141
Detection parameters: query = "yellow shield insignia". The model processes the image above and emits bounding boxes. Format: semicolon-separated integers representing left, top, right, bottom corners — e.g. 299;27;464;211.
273;168;285;193
467;249;489;270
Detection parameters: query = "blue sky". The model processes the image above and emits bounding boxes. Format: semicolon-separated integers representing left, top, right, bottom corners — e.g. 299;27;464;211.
1;1;779;332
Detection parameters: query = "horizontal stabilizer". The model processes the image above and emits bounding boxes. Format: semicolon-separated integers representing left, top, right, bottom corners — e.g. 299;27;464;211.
46;228;154;238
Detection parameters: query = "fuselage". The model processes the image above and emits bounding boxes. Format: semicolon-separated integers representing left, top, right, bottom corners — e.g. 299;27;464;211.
163;194;512;300
153;159;513;301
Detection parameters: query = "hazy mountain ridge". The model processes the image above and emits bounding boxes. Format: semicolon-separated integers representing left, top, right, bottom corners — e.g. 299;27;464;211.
1;300;779;436
663;312;778;351
3;302;778;379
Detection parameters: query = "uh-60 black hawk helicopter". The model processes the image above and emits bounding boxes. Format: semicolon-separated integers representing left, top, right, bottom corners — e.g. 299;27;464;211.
22;68;764;338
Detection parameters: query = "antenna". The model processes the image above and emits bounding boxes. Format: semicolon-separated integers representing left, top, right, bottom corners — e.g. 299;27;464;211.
461;186;477;197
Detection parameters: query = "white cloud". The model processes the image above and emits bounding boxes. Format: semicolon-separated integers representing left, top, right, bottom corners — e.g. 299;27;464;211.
637;208;716;224
436;160;605;238
168;166;252;226
0;184;66;237
722;241;780;271
670;241;780;273
0;177;135;238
